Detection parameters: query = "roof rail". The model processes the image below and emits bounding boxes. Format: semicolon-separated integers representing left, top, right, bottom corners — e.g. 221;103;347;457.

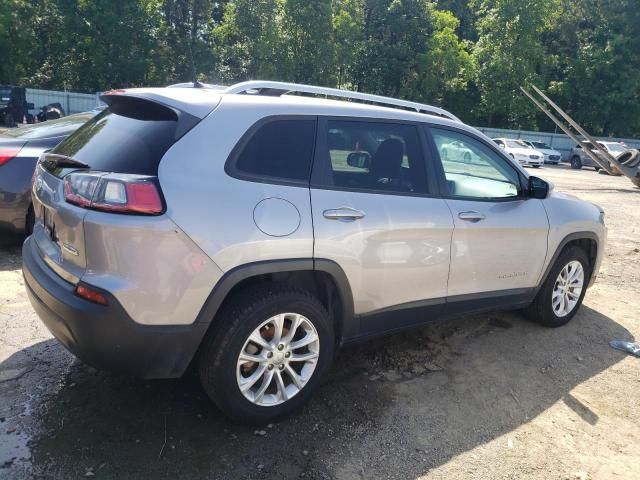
223;81;461;122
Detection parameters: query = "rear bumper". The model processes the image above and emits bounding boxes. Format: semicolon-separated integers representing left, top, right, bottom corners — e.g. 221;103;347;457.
22;236;207;378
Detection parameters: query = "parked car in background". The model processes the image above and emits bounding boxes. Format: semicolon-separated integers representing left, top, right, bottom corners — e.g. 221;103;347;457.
493;138;544;167
521;140;561;164
23;82;605;422
0;110;98;235
0;85;35;127
438;139;475;163
568;141;630;170
36;102;65;122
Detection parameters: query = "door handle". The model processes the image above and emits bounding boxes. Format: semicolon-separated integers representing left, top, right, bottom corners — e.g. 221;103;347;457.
323;207;366;221
458;211;486;222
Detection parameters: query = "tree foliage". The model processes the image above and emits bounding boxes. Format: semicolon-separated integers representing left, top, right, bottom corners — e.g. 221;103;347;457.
1;0;639;136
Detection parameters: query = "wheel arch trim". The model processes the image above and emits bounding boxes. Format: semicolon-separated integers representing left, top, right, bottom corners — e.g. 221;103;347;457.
536;231;599;294
194;258;356;339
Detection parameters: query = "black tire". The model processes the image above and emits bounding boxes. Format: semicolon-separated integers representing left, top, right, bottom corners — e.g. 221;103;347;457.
4;113;15;127
198;284;334;423
526;246;591;327
25;205;35;236
570;156;582;169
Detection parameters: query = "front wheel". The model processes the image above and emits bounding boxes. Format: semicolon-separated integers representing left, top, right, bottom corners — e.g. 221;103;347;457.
198;285;334;423
570;156;582;169
526;246;590;327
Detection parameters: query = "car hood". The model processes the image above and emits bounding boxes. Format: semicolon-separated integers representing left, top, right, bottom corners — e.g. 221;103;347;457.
509;147;541;156
538;148;561;156
0;136;26;151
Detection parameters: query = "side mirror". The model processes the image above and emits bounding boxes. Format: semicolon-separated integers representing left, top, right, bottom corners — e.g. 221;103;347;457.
528;176;549;199
347;151;371;169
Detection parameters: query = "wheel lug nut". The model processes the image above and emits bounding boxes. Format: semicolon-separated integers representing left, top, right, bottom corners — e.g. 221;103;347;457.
268;364;274;370
267;352;273;358
278;364;285;370
277;344;284;351
285;352;291;358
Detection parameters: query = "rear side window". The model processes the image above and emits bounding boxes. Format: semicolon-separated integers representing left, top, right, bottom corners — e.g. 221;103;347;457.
52;98;178;176
318;120;427;195
230;118;316;183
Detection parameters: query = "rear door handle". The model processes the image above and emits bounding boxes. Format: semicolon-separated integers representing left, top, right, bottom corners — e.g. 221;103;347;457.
458;211;486;222
323;207;366;221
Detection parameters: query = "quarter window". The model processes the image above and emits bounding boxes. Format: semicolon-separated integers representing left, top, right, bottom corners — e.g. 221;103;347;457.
233;119;316;182
431;128;520;199
321;120;427;194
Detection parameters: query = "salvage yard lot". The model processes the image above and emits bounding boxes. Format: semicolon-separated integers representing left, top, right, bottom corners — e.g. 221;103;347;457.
1;165;639;480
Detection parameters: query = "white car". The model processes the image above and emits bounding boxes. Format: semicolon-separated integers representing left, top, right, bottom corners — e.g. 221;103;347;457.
522;140;562;164
493;138;544;167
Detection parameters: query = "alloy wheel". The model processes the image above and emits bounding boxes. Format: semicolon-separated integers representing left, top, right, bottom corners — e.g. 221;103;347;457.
236;313;320;406
552;260;584;317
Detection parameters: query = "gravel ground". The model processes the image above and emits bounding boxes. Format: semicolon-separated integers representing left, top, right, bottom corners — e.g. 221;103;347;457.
1;164;639;480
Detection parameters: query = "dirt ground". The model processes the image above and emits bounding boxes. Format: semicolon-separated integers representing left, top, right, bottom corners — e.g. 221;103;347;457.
1;164;639;480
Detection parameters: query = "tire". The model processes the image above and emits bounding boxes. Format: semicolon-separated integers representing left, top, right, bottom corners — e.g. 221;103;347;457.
4;113;15;128
570;156;582;169
198;284;334;423
526;246;591;327
25;205;35;236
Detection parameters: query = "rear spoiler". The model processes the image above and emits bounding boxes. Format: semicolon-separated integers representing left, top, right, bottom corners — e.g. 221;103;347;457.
100;91;218;138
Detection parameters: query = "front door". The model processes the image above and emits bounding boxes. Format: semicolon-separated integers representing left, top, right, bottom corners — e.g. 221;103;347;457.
427;127;549;300
310;118;454;336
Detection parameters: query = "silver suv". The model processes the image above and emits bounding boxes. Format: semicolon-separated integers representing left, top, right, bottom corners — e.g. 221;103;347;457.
23;81;606;422
569;140;630;170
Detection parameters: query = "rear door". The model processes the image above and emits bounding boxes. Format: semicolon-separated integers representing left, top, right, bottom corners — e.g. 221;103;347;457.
426;126;549;302
310;117;454;336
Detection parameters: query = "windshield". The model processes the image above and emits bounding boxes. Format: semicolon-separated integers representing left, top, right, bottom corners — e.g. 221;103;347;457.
602;143;628;153
505;140;529;149
0;112;96;139
531;141;550;149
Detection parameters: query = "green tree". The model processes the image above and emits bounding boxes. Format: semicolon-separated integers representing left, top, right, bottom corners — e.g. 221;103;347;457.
281;0;335;84
333;0;366;88
545;0;640;137
213;0;284;82
472;0;560;128
353;0;435;96
402;9;476;119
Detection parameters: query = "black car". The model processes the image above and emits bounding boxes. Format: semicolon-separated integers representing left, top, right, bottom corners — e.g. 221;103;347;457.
0;110;99;234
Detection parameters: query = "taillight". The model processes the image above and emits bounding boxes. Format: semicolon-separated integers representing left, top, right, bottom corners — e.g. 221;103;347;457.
64;172;163;215
0;149;20;167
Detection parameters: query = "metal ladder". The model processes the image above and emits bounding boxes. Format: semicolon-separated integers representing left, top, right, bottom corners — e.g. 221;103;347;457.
521;85;640;188
223;80;461;122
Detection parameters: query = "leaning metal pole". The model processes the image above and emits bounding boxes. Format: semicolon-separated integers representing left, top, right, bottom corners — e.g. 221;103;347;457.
521;85;640;187
519;87;617;174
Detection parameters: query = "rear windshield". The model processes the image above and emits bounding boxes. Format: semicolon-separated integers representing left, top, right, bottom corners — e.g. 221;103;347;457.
52;98;178;176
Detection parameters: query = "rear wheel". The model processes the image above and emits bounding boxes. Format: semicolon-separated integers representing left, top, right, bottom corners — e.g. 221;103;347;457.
198;285;334;423
526;246;590;327
570;156;582;169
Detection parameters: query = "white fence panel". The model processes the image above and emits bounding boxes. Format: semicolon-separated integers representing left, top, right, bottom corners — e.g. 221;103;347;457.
25;89;103;115
475;126;640;161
